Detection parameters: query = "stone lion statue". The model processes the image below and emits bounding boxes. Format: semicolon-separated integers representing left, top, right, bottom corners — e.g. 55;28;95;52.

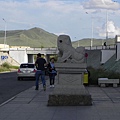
57;35;85;63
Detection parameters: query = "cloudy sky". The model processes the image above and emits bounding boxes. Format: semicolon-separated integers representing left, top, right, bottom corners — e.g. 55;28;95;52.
0;0;120;41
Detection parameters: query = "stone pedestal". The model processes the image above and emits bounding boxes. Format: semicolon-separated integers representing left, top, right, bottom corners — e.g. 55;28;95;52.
47;63;92;106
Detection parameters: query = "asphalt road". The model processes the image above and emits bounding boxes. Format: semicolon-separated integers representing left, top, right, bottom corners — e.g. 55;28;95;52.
0;72;35;104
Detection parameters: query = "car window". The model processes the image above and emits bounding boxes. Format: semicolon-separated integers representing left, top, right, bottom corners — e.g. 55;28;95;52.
20;64;35;68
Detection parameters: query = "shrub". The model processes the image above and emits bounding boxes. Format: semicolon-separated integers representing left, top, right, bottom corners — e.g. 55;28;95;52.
1;62;10;69
9;65;19;69
0;62;19;72
0;66;8;72
87;67;120;85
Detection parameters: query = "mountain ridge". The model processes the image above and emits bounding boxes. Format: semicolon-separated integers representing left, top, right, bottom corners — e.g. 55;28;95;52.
0;27;58;48
0;27;115;48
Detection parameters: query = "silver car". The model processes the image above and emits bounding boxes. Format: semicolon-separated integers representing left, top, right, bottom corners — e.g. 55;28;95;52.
17;63;36;80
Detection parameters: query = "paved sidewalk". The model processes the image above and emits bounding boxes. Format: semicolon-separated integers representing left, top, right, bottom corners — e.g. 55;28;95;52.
0;83;120;120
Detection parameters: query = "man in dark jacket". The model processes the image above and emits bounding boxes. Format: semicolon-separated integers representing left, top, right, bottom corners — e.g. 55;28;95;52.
35;53;47;91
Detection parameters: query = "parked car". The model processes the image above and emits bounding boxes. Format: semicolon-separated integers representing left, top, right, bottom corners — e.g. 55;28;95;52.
17;63;36;80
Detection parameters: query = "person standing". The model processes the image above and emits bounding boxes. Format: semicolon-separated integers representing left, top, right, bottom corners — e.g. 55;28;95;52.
47;58;57;88
104;42;107;49
35;53;47;91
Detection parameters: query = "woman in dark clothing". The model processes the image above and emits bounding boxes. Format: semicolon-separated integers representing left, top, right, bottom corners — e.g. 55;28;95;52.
47;58;57;88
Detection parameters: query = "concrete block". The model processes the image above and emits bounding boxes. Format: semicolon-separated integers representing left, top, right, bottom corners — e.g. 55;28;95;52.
98;78;119;87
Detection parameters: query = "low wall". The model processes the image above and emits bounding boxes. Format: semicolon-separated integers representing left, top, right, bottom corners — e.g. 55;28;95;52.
0;52;20;66
101;50;115;64
9;50;28;64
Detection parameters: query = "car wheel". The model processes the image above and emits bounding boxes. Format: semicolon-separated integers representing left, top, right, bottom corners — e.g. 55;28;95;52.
18;77;23;81
18;77;21;81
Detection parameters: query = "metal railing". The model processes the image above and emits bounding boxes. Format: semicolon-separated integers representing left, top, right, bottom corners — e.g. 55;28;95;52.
85;44;116;50
0;44;116;52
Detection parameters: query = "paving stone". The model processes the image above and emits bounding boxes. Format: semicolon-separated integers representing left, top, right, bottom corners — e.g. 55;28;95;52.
1;84;120;120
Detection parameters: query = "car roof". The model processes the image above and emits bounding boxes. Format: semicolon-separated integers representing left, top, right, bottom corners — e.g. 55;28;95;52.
20;63;35;67
20;63;34;64
21;63;34;64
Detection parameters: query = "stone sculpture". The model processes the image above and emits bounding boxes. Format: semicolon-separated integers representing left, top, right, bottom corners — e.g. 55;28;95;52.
47;35;92;106
57;35;85;63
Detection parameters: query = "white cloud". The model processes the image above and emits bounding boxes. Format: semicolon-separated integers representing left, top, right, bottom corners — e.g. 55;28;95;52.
0;0;84;25
0;0;120;40
82;0;120;39
83;0;120;10
107;21;115;33
98;21;120;38
54;32;69;36
26;0;84;14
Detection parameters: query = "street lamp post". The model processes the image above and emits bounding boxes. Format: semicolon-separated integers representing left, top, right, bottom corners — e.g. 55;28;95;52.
78;40;80;47
2;18;7;48
91;18;94;47
86;12;94;47
102;9;108;46
106;10;108;40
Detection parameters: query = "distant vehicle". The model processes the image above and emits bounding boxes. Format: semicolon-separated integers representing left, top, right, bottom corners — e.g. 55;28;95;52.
17;63;36;80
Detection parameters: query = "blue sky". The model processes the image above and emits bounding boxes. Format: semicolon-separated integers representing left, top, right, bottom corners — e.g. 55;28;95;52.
0;0;120;41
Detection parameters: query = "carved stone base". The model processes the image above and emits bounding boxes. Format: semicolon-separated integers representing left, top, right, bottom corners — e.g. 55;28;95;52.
47;63;92;106
48;85;92;106
55;63;87;85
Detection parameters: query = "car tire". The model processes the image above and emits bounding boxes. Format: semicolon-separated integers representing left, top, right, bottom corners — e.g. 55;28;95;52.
18;77;20;81
18;77;23;81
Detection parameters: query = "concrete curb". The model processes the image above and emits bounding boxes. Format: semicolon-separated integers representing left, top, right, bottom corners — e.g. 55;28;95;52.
0;96;16;107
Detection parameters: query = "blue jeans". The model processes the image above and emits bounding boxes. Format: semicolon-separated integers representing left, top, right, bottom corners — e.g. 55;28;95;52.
35;70;46;87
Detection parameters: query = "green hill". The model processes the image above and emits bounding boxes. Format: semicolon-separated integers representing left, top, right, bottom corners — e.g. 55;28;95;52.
0;27;116;48
72;38;115;48
0;27;58;48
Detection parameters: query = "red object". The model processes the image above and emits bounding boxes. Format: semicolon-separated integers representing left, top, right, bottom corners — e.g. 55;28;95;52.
33;69;37;73
85;53;88;58
17;69;21;73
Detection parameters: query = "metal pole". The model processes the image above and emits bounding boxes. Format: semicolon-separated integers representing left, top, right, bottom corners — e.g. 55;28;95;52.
102;9;108;46
91;18;93;47
2;18;6;48
78;40;79;47
78;17;82;47
106;9;108;40
86;12;94;47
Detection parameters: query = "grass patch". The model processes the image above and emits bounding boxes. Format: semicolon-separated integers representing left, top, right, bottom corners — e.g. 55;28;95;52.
10;65;19;69
2;62;10;69
0;62;19;72
0;66;9;72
